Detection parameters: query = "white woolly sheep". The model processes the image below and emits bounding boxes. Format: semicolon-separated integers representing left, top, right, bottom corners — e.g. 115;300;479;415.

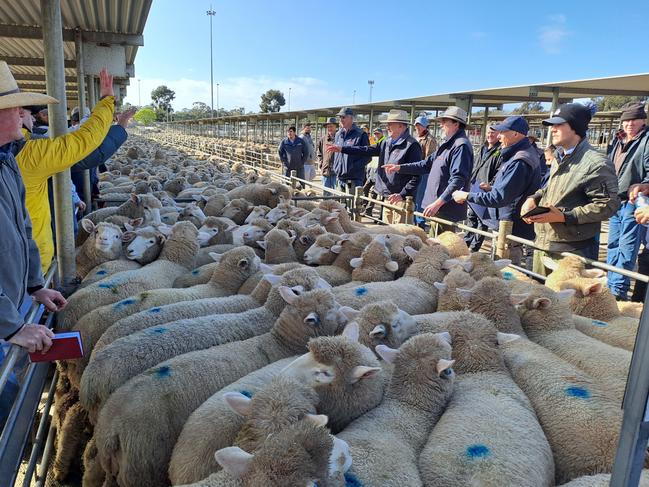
433;231;470;258
351;300;419;353
226;181;292;209
178;203;207;228
220;198;253;225
197;216;237;247
542;254;606;291
557;472;649;486
75;220;123;280
434;266;476;311
258;228;297;264
349;234;399;282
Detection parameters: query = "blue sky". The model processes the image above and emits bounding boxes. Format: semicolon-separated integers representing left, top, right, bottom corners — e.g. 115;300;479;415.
124;0;649;112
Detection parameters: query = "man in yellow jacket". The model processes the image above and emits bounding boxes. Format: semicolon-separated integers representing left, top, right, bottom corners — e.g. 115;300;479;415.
16;68;115;272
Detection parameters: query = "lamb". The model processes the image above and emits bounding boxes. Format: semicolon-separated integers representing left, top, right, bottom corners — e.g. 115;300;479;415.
518;285;632;402
289;223;327;262
243;204;271;224
197;216;237;247
257;228;297;264
333;242;450;314
299;208;347;234
433;231;470;258
464;252;511;281
79;259;141;289
171;324;384;484
418;315;555;487
303;233;342;266
310;232;373;286
201;194;230;217
542;254;606;290
349;234;399;282
75;220;123;280
68;247;264;386
220;198;253;225
433;266;476;311
558;472;649;486
501;335;624;483
80;269;332;420
351;300;419;353
561;277;638;351
225;181;292;208
383;233;423;277
232;217;273;246
57;221;199;330
335;333;455;487
94;287;352;487
178;203;207;228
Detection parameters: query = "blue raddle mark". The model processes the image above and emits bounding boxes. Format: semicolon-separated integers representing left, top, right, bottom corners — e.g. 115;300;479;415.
148;307;162;313
113;298;136;310
239;390;253;398
151;327;167;334
466;444;490;459
96;270;108;275
565;386;591;399
191;270;200;275
502;271;515;281
344;472;364;487
98;282;114;289
592;319;608;327
155;365;171;378
354;286;368;296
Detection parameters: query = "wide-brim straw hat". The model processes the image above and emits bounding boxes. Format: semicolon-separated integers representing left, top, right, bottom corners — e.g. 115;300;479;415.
382;109;411;124
435;106;468;125
0;61;58;110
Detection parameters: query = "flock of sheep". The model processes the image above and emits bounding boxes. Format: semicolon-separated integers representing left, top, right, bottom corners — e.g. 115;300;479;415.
47;134;649;487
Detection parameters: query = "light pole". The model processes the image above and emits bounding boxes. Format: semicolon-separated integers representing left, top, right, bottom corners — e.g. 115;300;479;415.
137;78;141;106
207;6;216;115
368;80;374;104
216;83;219;117
353;90;356;104
288;87;292;112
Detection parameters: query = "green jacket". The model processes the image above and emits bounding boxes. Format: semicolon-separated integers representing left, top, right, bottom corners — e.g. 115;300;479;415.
531;138;620;251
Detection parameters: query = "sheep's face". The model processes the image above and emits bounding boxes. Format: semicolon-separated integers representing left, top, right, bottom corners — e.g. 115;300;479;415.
297;212;321;228
517;288;576;333
265;206;289;224
245;207;269;224
281;351;337;385
365;307;419;349
138;198;162;226
93;224;123;254
303;236;339;266
221;201;249;221
242;224;269;246
125;234;163;260
197;223;220;247
180;204;207;225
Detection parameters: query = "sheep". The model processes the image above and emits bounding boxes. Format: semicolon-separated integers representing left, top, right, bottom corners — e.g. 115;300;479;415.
243;204;271;224
201;194;230;216
383;233;423;277
433;231;470;258
79;259;142;289
80;269;332;420
197;216;237;247
501;335;624;483
264;202;296;224
75;220;123;280
220;198;253;225
351;300;419;353
67;247;264;386
560;277;638;351
434;266;476;311
172;262;219;288
178;203;207;228
287;223;327;262
348;234;399;282
170;324;384;484
558;472;649;486
232;217;273;246
464;252;512;281
193;419;352;487
302;232;342;266
542;255;606;290
82;437;105;487
418;315;555;487
225;181;292;208
258;228;297;264
93;287;352;487
518;285;632;402
333;242;450;314
58;221;199;330
336;332;455;487
306;232;373;286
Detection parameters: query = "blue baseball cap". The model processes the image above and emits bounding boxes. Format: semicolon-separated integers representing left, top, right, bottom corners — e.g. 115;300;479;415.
414;115;430;127
491;116;529;135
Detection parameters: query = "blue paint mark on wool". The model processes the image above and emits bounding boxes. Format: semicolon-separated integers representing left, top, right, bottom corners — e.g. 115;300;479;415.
354;286;368;296
466;444;490;459
344;472;364;486
155;366;171;378
565;386;591;399
113;298;136;310
592;319;608;327
96;270;108;275
191;270;200;275
502;271;515;281
148;307;162;313
98;282;114;289
151;327;167;334
239;390;253;398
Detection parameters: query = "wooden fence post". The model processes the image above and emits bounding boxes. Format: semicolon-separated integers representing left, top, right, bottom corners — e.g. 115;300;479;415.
353;186;364;222
496;220;514;259
404;196;415;225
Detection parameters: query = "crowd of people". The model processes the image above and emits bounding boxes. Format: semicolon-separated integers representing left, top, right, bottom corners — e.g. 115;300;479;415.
279;101;649;301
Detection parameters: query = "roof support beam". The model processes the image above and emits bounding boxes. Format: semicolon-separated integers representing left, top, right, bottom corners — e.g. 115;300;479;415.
12;73;76;82
5;56;76;68
533;85;649;97
0;24;144;46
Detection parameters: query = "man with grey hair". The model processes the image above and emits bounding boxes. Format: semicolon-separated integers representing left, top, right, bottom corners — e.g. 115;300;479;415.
330;107;370;193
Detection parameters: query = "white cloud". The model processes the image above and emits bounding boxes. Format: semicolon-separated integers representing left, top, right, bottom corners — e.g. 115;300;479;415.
123;75;347;112
539;14;568;54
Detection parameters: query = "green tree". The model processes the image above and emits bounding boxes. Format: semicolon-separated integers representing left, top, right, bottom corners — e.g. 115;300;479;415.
513;101;545;114
591;96;647;112
133;107;156;125
260;89;286;113
151;85;176;112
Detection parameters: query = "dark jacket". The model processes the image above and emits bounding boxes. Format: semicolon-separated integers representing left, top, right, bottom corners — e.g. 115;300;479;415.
0;143;44;339
332;124;371;181
317;133;336;177
397;128;474;221
472;141;502;184
467;137;541;239
278;137;308;171
341;130;422;197
531;138;620;251
607;125;649;200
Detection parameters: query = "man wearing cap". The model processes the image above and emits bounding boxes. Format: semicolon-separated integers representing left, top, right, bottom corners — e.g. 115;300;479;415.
384;106;473;232
300;122;316;181
317;117;338;191
0;62;70;353
361;127;386;217
453;116;541;264
330;107;371;193
31;106;48;135
328;109;422;224
604;102;649;300
411;115;437;227
278;126;308;182
521;103;619;275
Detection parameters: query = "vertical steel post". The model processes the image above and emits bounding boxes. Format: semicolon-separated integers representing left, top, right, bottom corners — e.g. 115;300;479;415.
546;88;560;146
86;74;96;108
74;30;92;213
481;106;489;140
41;0;76;285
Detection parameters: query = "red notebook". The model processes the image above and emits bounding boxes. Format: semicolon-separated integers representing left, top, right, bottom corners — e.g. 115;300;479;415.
28;331;84;363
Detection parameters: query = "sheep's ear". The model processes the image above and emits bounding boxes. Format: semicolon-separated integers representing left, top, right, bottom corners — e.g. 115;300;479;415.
316;278;332;290
350;365;382;383
456;288;473;300
461;260;474;272
304;413;329;428
532;297;552;309
263;274;282;286
349;257;363;269
278;286;299;304
288;234;296;244
237;258;250;269
121;231;136;242
341;321;359;342
330;244;342;254
129;193;139;203
541;256;559;271
256;240;267;250
339;306;359;322
442;258;461;270
436;359;455;376
81;219;95;233
214;447;254;479
223;392;253;416
324;214;339;224
509;293;529;305
583;281;603;296
556;289;576;301
124;221;136;232
369;324;387;338
267;187;278;195
494;259;512;270
404;246;419;260
435;331;452;345
385;261;399;272
582;268;606;279
209;252;223;263
375;345;399;364
258;263;273;274
433;282;448;293
496;332;521;345
225;223;239;232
